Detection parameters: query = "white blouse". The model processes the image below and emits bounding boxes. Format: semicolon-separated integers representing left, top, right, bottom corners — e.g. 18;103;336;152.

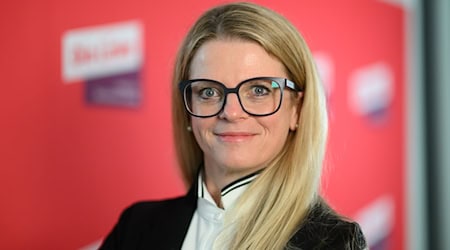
181;172;259;250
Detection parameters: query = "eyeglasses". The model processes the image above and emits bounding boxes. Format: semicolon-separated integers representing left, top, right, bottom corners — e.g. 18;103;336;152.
179;77;302;118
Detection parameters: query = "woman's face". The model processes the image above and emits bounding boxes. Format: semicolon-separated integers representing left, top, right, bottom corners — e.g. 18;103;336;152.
189;39;300;177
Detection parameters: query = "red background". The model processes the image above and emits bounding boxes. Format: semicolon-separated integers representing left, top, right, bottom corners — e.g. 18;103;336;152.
0;0;404;249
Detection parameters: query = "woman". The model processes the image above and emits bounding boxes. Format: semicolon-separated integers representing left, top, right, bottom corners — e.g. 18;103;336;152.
101;2;367;249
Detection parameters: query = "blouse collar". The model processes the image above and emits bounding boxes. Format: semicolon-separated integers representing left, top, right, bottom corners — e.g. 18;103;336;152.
197;170;261;210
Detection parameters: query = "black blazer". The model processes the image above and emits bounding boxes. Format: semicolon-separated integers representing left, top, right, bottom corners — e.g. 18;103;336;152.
100;186;367;250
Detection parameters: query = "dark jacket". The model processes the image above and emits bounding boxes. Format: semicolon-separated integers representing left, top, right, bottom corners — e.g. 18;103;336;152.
100;186;367;250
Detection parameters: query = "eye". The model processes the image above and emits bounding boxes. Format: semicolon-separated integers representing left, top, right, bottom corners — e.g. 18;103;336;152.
251;85;270;96
199;87;220;99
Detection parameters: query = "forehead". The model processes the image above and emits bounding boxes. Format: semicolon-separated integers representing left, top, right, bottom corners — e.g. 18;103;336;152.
189;39;287;84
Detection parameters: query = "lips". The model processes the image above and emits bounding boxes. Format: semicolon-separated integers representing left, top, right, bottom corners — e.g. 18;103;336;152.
214;131;256;142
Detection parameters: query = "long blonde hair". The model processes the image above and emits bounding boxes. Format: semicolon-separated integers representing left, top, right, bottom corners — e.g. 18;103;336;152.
171;2;328;249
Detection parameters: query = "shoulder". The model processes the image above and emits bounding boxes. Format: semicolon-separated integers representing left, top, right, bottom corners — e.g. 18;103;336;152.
113;194;194;233
121;196;189;220
99;195;196;249
289;199;367;250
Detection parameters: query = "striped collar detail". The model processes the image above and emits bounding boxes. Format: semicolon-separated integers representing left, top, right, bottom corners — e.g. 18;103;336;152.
197;170;262;209
220;171;261;196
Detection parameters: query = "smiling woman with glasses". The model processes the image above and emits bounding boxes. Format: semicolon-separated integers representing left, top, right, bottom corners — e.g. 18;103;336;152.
101;2;367;250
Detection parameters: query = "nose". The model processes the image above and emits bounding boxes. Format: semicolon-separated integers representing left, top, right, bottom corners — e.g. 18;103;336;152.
218;93;247;120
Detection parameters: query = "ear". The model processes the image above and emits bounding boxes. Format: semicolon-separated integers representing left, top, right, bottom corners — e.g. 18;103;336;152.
289;92;303;131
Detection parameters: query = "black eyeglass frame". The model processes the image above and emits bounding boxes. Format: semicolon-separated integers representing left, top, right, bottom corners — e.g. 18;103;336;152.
178;76;303;118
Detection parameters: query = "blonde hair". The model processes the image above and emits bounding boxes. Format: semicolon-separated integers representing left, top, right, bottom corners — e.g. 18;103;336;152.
171;2;328;249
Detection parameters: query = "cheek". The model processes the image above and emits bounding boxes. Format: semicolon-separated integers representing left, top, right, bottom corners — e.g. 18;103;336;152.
191;118;209;131
259;115;289;137
191;118;214;141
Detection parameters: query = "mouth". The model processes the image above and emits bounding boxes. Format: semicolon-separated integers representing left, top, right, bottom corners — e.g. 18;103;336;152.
214;132;256;142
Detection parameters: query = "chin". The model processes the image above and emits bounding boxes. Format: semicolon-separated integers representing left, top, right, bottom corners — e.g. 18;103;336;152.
222;162;263;173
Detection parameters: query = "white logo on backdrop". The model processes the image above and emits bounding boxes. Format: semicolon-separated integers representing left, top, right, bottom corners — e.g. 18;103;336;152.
62;20;143;82
348;62;394;118
354;195;395;247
